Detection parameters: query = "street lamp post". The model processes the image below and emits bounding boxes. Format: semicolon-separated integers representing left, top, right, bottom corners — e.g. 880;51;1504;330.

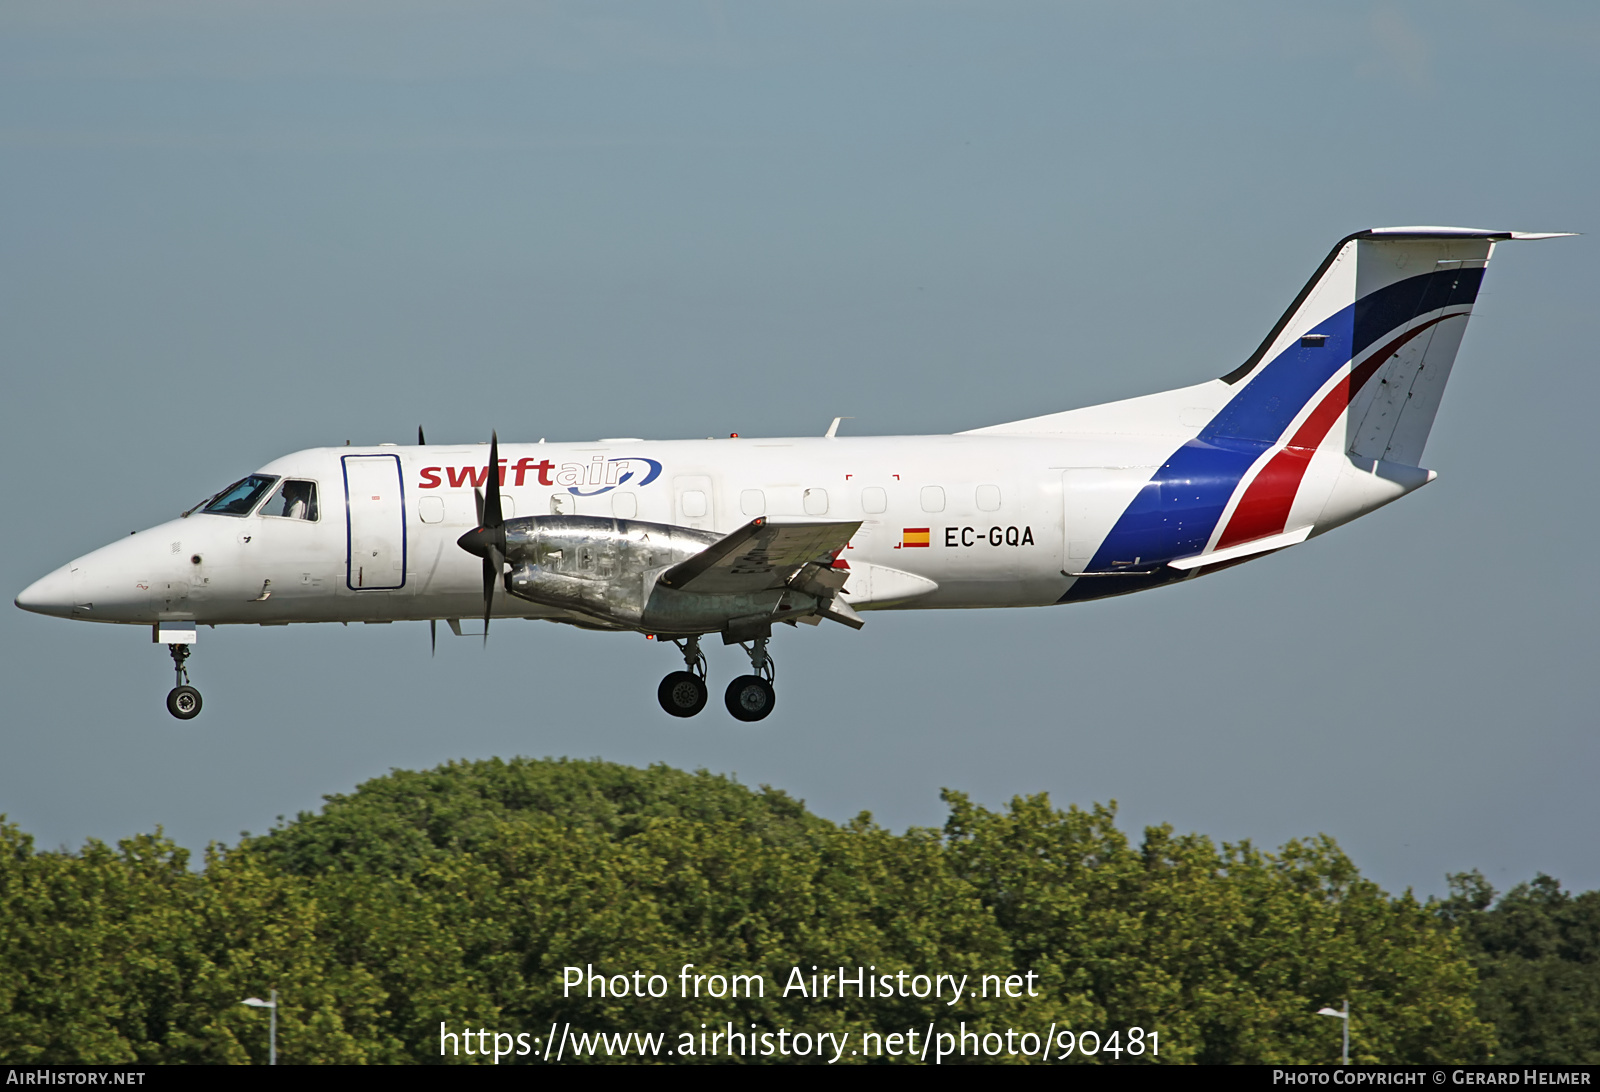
1316;999;1349;1065
241;990;278;1065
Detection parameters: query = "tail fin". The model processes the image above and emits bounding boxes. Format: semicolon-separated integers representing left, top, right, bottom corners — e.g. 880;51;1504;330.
1201;227;1568;553
1215;226;1561;465
1048;227;1567;592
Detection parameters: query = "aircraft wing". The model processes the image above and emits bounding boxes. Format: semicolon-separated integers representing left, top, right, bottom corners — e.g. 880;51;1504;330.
657;517;861;595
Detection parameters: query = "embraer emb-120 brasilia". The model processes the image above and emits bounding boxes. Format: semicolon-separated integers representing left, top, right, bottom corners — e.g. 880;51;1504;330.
16;227;1569;721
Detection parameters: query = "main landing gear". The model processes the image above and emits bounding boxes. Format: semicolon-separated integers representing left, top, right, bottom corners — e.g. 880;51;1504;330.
654;634;777;721
725;636;776;723
657;635;709;718
165;643;202;720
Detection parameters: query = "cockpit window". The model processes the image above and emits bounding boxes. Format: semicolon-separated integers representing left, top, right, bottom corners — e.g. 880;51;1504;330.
263;479;319;521
201;475;279;516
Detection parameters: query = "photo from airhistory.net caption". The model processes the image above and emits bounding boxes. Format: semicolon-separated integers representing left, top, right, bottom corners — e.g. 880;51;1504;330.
449;962;1125;1062
6;964;1598;1074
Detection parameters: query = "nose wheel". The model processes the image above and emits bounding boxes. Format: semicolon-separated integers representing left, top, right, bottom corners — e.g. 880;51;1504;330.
657;635;709;717
725;636;776;722
165;643;202;720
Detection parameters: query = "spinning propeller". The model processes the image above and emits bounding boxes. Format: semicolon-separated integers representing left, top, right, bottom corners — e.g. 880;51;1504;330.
455;430;507;645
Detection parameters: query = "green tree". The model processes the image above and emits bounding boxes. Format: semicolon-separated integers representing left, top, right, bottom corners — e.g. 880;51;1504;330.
0;761;1507;1065
1439;871;1600;1063
0;822;206;1063
941;792;1493;1063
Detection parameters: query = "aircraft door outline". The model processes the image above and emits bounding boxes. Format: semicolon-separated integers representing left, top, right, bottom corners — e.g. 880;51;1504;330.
343;454;407;590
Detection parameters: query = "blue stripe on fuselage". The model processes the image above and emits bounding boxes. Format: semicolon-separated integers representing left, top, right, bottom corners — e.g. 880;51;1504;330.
1059;266;1483;603
1088;436;1266;570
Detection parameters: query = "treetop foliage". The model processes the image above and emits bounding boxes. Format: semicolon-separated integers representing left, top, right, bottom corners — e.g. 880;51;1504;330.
0;757;1569;1064
1436;870;1600;1064
243;757;829;878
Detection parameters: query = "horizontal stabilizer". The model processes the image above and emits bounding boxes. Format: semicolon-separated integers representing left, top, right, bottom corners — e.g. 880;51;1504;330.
1167;525;1312;571
1365;226;1576;241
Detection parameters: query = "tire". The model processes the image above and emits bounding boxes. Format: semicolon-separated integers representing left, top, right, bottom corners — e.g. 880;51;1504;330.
166;685;203;720
724;675;776;722
657;671;708;717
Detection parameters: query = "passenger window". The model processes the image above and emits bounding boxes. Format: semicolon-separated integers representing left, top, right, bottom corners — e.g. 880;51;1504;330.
740;489;766;516
804;488;829;516
976;484;1002;512
612;492;637;518
682;490;708;518
861;486;887;514
202;475;279;517
418;496;445;524
920;486;945;513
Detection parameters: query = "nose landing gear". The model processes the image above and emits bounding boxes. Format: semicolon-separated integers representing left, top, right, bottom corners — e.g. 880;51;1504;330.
165;643;202;720
725;636;776;722
657;635;709;717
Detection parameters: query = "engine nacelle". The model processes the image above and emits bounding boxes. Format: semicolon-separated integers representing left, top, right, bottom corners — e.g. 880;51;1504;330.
500;516;707;626
502;515;830;636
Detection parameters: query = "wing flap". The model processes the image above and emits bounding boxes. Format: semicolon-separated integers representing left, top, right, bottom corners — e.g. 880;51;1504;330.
658;517;861;595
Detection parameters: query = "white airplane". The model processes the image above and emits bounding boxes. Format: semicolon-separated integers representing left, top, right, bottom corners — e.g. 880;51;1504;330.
15;227;1568;722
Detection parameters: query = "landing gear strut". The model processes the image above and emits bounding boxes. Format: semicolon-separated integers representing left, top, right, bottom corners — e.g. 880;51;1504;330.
657;635;709;717
165;644;202;720
725;636;776;722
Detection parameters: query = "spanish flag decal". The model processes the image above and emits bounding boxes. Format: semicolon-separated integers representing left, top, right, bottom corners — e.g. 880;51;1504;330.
900;527;931;548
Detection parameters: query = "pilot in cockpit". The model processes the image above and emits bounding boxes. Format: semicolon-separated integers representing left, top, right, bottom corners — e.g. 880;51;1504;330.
273;480;317;521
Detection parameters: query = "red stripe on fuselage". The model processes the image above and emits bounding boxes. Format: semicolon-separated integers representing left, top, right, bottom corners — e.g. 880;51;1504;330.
1215;315;1455;549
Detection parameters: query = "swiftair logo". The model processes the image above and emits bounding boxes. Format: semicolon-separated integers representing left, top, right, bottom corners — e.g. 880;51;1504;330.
419;456;662;497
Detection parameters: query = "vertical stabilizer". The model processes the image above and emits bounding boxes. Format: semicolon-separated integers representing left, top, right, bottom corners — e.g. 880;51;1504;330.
1203;229;1519;552
1214;227;1500;465
1060;227;1569;597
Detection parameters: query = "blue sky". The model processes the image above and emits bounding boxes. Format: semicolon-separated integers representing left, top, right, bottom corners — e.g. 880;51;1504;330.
2;1;1596;900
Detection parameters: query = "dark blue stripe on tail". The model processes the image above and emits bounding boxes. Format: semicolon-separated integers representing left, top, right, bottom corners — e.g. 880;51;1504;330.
1058;266;1482;603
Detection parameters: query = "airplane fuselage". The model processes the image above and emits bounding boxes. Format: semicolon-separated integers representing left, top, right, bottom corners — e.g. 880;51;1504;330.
19;427;1424;632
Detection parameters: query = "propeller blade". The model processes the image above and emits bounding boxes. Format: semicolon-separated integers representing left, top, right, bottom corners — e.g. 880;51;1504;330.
483;430;503;529
418;425;427;446
482;544;505;646
456;429;509;647
429;618;436;657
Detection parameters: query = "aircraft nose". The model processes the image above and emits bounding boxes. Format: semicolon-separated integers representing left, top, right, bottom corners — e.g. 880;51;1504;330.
15;565;77;618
